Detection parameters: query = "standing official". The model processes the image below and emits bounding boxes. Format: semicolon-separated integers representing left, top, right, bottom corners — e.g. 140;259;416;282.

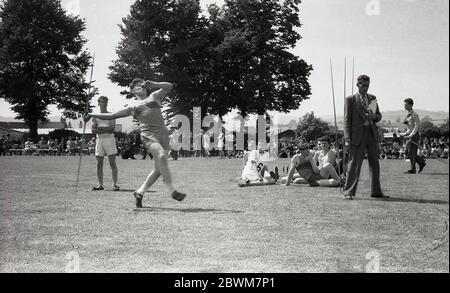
343;75;387;200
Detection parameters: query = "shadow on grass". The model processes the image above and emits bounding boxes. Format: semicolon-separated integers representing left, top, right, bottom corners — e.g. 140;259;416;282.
133;206;244;214
114;189;157;193
361;197;448;205
420;173;449;176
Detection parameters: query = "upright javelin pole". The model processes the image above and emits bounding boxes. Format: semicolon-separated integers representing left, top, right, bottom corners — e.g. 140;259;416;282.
351;57;355;95
330;59;342;192
75;53;95;193
344;57;347;99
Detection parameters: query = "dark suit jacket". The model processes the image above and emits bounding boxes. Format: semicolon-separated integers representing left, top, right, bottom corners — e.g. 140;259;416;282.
344;93;382;146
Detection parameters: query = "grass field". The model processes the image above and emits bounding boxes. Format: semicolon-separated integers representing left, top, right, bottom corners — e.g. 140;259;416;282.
0;155;448;273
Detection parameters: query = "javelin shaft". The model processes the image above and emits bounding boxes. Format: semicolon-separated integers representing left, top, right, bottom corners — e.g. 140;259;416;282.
75;54;95;192
344;57;347;99
330;59;342;190
408;139;448;165
351;57;355;96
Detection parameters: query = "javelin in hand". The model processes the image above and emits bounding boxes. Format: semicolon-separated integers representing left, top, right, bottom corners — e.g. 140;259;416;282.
402;135;448;166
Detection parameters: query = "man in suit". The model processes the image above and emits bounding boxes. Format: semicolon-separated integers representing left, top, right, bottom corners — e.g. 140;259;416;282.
343;75;388;200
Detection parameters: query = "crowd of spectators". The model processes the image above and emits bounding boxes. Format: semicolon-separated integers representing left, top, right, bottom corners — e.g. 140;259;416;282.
2;132;448;160
0;134;91;156
279;137;316;158
278;134;449;161
379;134;449;160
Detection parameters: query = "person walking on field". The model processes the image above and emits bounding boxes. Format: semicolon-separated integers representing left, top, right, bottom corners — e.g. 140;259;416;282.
401;98;426;174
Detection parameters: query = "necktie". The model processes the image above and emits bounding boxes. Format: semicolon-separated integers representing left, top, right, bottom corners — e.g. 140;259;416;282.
361;95;372;126
361;95;368;111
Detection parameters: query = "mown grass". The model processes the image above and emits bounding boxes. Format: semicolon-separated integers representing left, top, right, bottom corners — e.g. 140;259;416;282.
0;155;448;272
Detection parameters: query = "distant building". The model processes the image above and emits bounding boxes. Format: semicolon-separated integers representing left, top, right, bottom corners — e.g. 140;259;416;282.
0;125;24;140
64;118;122;135
0;121;65;135
0;118;122;136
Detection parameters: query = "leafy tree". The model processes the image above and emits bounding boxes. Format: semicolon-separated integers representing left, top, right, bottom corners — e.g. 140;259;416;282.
421;115;432;122
419;120;434;132
296;112;330;142
109;0;312;121
438;118;449;137
419;120;440;138
109;0;214;120
213;0;312;116
0;0;92;139
48;129;81;141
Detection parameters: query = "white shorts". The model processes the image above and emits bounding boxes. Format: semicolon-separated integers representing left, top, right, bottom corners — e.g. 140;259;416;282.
241;165;260;182
95;137;118;157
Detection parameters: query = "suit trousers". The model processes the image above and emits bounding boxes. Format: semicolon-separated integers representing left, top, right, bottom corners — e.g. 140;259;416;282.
406;133;426;171
344;125;382;197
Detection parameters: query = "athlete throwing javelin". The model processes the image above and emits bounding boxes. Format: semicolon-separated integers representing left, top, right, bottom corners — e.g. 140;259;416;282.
85;79;186;208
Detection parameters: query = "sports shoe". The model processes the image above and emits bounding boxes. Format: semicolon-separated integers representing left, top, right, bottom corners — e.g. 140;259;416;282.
113;185;120;191
238;180;247;187
171;190;186;202
133;191;143;208
418;163;426;173
404;170;416;174
343;194;354;200
91;186;104;191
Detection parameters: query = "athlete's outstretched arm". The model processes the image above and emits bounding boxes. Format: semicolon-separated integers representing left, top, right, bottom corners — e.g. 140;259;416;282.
85;108;132;122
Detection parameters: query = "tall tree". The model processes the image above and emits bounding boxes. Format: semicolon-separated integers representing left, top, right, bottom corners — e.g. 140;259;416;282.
438;118;448;137
296;112;330;142
0;0;92;139
215;0;312;117
109;0;312;120
109;0;216;120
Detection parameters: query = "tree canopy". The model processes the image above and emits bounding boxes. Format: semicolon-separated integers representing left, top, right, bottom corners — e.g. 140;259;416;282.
296;112;330;142
0;0;92;139
109;0;312;120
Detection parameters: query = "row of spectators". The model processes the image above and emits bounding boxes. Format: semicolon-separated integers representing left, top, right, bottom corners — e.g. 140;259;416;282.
278;135;449;160
380;134;449;159
2;133;448;159
117;133;246;160
0;135;95;156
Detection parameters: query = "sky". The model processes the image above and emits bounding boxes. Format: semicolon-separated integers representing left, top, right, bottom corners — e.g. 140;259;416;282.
1;0;449;126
